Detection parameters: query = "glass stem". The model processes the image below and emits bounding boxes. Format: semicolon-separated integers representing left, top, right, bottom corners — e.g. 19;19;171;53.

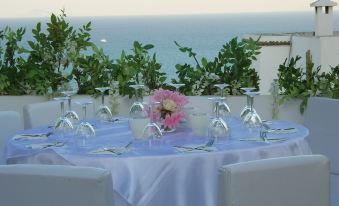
246;95;251;107
215;101;220;118
249;96;254;112
221;88;224;98
68;98;72;110
82;105;87;121
60;101;65;116
149;104;154;124
135;89;139;102
101;93;105;105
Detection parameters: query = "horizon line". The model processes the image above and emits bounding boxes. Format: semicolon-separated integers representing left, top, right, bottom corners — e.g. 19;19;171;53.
0;10;319;20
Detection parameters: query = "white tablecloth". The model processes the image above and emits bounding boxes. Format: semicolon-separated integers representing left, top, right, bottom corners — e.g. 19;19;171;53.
6;118;312;206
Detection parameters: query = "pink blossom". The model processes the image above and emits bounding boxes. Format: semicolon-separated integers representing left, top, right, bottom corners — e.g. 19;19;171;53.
151;89;189;129
163;112;185;129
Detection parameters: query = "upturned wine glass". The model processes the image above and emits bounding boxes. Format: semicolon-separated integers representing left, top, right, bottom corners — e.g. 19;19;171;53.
95;87;113;122
75;99;95;147
208;97;230;143
61;87;79;125
240;87;256;120
243;92;262;134
129;84;147;118
54;97;74;137
214;84;231;117
169;83;185;93
142;101;163;146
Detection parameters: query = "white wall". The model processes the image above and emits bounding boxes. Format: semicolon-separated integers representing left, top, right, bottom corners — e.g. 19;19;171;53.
290;36;321;68
255;45;290;94
319;36;339;71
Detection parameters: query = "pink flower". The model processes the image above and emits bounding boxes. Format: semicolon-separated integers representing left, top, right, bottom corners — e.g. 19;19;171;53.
163;112;185;129
151;89;189;129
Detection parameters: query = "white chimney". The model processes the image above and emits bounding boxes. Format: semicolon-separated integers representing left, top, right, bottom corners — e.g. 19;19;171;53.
311;0;337;36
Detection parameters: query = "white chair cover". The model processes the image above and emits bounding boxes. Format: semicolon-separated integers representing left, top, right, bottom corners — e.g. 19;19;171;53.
23;100;95;129
0;164;119;206
304;97;339;174
0;111;21;164
218;155;330;206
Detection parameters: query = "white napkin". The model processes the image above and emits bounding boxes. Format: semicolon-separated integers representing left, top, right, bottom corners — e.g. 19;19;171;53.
240;137;288;143
174;144;217;153
266;128;297;134
26;142;64;149
13;133;50;140
89;147;130;155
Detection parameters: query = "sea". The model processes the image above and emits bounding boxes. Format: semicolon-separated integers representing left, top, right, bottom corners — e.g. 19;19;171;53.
2;12;339;80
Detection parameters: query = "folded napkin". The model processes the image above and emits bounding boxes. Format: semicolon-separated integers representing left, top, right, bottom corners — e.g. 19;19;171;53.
174;144;217;153
26;142;64;149
13;132;52;140
266;128;297;134
89;147;130;155
240;137;288;143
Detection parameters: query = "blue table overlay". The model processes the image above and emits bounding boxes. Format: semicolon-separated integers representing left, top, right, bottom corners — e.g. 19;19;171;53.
6;118;312;206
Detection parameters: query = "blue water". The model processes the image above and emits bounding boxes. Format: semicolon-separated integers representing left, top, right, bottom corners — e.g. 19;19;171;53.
2;12;339;79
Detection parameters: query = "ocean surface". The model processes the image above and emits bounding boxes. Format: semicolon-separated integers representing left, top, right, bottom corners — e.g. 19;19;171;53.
2;12;339;80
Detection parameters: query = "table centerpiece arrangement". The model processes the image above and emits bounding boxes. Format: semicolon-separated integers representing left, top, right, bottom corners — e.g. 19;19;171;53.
151;88;189;132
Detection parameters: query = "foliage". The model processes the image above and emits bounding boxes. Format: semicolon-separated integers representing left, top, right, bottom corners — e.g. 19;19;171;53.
325;66;339;98
72;45;114;95
173;37;260;96
24;10;93;95
277;50;321;114
0;27;27;95
113;41;167;98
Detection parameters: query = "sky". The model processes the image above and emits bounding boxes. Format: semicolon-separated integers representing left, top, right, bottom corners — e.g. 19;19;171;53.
0;0;336;18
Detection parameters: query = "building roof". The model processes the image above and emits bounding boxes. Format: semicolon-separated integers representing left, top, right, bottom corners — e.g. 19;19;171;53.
310;0;337;7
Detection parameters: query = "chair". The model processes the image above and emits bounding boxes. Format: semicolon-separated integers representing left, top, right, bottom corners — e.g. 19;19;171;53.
304;97;339;205
0;111;21;164
23;100;95;129
218;155;330;206
0;164;130;206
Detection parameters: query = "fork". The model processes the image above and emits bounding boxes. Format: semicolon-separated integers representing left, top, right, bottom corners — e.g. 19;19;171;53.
103;141;133;155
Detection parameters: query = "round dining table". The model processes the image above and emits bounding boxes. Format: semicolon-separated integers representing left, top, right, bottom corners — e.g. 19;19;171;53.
6;117;312;206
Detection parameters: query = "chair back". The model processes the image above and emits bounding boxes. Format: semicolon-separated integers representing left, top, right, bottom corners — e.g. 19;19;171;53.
23;100;95;129
218;155;330;206
0;111;21;164
0;164;115;206
304;97;339;174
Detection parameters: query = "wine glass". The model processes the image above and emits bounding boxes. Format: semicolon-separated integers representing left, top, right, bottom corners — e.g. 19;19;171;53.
208;97;230;144
169;83;185;92
129;84;147;118
75;99;95;147
208;97;220;118
243;92;262;137
95;87;113;122
54;97;74;137
240;87;256;120
142;101;163;146
61;82;79;125
214;84;231;117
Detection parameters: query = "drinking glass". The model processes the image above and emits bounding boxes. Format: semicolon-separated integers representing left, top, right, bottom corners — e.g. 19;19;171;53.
169;83;185;92
129;84;147;118
214;84;231;117
240;87;256;120
208;97;230;143
142;101;163;146
208;97;219;118
61;88;79;125
243;92;262;136
95;87;113;122
54;97;74;137
75;99;95;147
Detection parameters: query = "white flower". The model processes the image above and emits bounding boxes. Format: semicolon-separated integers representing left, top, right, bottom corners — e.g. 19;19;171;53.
163;99;177;112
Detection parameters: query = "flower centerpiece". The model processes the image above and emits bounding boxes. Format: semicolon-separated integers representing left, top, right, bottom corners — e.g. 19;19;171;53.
151;88;189;130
